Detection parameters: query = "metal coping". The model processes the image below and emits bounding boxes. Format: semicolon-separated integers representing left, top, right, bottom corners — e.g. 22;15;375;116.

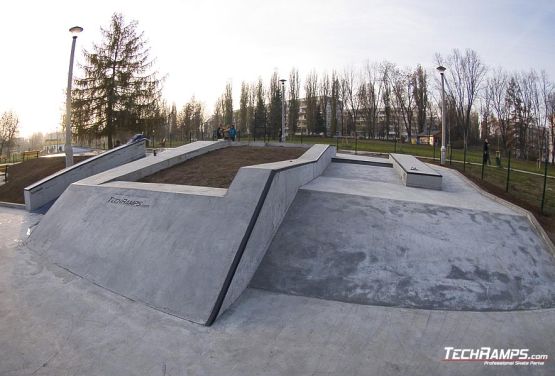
206;145;331;326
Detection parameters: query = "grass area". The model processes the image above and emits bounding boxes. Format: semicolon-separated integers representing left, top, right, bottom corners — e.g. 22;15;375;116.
285;135;555;176
0;156;89;204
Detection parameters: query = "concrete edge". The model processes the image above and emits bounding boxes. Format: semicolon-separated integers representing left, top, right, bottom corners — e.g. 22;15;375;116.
23;141;146;211
389;153;442;177
332;157;393;167
0;201;25;209
206;144;335;325
77;141;223;186
448;167;555;257
24;141;145;191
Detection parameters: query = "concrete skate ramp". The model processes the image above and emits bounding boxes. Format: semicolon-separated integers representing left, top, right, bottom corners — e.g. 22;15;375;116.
26;142;335;325
251;166;555;311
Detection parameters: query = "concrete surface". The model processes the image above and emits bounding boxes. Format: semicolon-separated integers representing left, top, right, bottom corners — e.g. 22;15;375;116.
0;207;554;375
390;153;442;190
251;190;555;310
24;141;146;211
252;162;555;311
219;144;334;317
25;142;332;325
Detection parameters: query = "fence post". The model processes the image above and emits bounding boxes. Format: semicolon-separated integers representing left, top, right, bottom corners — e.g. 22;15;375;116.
449;144;453;165
394;140;397;153
463;143;467;172
433;142;436;161
506;150;511;192
336;135;339;152
541;154;549;215
481;153;485;180
355;134;358;155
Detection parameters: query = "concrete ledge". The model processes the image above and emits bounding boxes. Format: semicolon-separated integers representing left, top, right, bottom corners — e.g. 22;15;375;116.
333;153;393;167
390;153;442;190
24;141;146;211
0;201;25;209
78;141;225;186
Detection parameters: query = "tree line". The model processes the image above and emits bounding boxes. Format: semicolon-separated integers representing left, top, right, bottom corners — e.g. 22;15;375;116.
68;12;555;162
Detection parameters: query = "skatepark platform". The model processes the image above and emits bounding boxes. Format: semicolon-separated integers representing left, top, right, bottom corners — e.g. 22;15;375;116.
3;145;555;374
26;141;335;325
23;144;555;328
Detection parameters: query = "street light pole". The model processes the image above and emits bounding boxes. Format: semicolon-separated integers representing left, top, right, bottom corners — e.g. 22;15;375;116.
65;26;83;167
437;65;447;165
280;79;286;143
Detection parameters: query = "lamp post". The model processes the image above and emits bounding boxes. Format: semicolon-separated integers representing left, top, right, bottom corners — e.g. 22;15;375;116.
65;26;83;167
279;79;286;143
437;65;447;165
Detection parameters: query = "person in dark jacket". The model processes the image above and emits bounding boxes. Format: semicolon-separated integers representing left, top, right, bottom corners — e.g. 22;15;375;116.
217;125;224;140
483;139;491;165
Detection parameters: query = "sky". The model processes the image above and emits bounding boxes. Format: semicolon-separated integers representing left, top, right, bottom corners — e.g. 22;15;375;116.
1;0;554;138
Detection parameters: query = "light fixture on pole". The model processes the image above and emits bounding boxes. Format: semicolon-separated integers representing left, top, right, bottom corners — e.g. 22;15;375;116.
437;65;447;165
279;79;286;143
65;26;83;167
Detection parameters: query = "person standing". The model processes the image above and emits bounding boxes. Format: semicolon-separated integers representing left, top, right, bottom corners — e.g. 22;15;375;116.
483;139;491;165
217;125;224;140
229;125;237;141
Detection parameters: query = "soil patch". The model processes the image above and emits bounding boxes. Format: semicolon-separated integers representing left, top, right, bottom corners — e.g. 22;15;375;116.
0;156;90;204
139;146;307;188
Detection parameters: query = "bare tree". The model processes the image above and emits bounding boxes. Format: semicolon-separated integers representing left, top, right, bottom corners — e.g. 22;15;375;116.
360;62;384;138
436;49;487;147
488;69;511;152
388;66;415;141
0;111;19;158
342;67;362;136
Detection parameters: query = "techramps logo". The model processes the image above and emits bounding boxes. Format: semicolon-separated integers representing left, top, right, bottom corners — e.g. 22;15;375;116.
107;196;150;208
443;347;548;366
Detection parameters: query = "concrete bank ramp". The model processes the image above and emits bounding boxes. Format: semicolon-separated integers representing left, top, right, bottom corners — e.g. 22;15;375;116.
26;142;335;325
251;162;555;311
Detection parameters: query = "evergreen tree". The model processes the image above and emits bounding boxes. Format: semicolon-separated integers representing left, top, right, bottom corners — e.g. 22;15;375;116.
268;72;282;139
413;65;428;134
239;82;249;134
253;79;267;139
288;69;300;135
72;13;162;148
223;82;233;126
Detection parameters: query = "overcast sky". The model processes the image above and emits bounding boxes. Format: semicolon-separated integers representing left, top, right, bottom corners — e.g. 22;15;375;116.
1;0;554;137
